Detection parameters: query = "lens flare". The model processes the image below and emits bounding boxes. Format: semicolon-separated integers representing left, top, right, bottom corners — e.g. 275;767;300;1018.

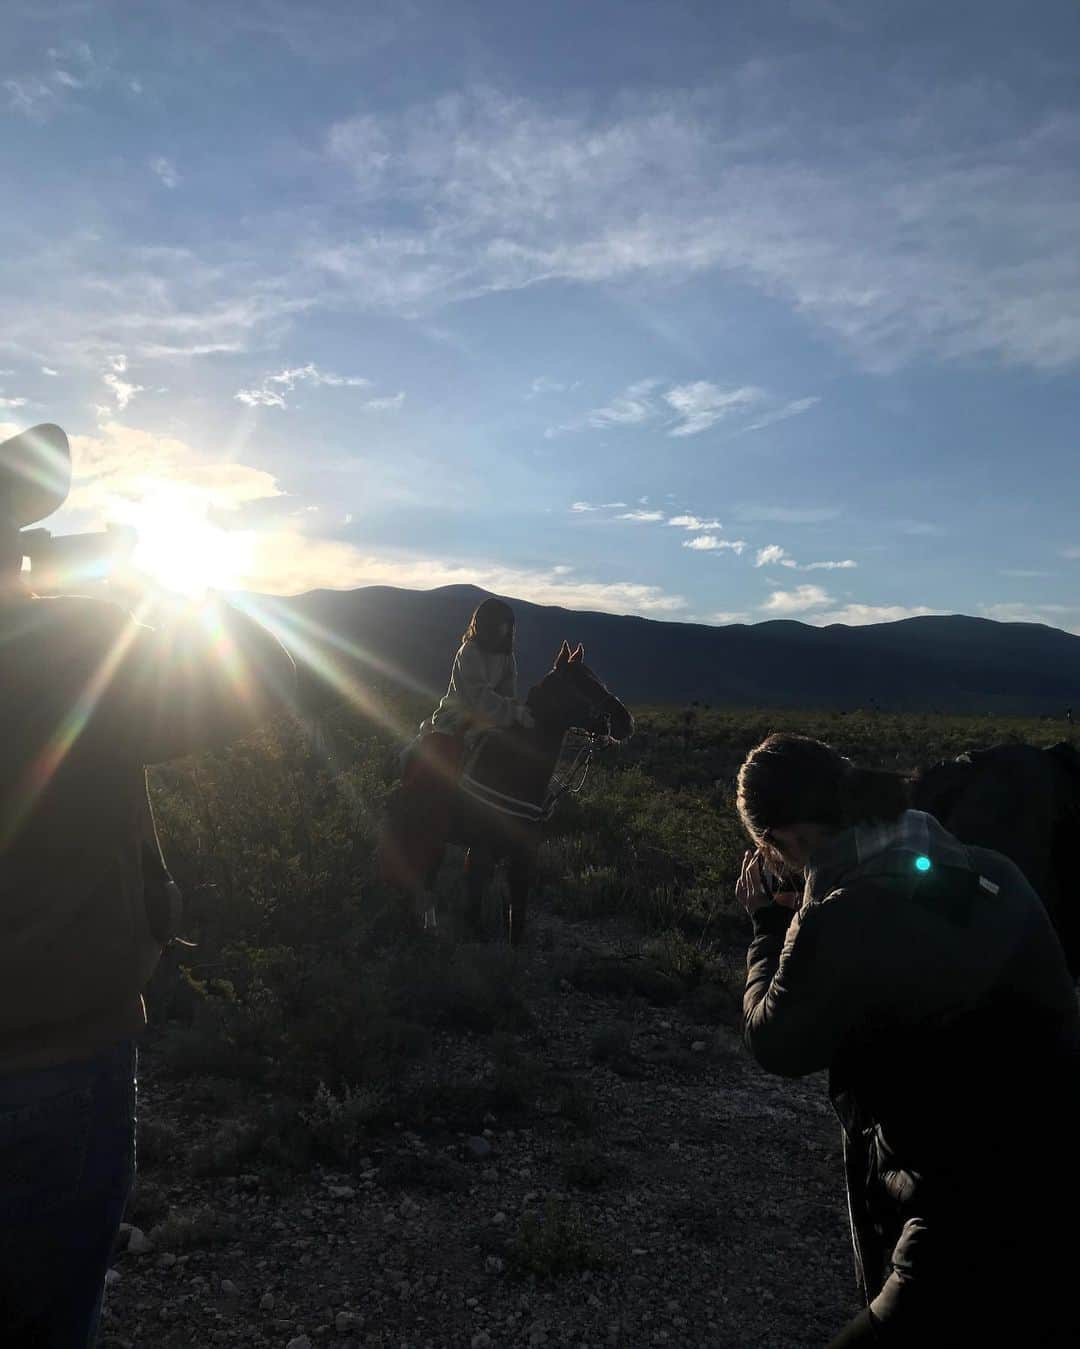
112;486;253;597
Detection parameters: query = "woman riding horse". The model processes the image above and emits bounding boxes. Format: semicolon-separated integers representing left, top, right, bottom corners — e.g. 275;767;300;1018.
381;630;633;942
393;599;534;926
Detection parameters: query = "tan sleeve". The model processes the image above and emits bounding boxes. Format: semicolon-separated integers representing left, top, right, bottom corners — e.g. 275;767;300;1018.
456;643;521;729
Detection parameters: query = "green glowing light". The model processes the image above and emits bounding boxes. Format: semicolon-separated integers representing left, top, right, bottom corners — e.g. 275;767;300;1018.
915;855;932;873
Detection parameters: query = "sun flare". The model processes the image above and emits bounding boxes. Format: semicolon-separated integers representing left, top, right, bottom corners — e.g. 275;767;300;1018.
113;486;254;597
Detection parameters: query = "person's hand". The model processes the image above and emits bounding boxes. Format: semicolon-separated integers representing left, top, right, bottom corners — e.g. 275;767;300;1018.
736;849;770;915
736;849;799;915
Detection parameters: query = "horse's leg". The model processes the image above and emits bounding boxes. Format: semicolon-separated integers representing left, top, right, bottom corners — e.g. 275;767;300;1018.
506;851;534;947
463;847;492;939
419;847;445;931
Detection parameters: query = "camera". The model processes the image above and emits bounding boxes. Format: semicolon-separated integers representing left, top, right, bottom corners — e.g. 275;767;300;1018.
20;524;136;593
1;423;136;592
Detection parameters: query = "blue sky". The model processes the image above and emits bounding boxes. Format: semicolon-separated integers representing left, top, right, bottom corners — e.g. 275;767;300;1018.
3;0;1080;629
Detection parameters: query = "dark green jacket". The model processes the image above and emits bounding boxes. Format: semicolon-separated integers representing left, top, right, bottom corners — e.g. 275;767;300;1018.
0;590;295;1069
744;810;1080;1301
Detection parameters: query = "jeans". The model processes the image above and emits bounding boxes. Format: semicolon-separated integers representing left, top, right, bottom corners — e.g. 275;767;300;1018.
0;1040;136;1348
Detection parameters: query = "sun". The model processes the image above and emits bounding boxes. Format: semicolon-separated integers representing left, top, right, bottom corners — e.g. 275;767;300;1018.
113;485;253;597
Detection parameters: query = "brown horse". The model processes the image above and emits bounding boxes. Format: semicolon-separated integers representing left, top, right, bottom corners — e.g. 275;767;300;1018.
910;741;1080;977
379;641;633;943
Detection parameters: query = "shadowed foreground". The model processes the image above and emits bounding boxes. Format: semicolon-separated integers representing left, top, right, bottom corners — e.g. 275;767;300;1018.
102;902;853;1348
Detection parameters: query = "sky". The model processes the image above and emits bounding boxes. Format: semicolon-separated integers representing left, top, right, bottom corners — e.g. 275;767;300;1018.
2;0;1080;631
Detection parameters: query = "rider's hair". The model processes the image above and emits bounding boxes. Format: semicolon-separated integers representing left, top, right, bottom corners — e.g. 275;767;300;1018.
737;733;908;846
463;598;516;654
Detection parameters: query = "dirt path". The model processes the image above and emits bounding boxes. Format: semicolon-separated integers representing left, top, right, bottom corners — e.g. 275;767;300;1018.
101;906;858;1349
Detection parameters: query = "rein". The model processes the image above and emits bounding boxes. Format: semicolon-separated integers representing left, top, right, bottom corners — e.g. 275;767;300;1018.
460;729;607;824
541;730;602;817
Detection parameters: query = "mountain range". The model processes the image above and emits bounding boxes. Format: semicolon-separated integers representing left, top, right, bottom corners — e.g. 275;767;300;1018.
270;584;1080;718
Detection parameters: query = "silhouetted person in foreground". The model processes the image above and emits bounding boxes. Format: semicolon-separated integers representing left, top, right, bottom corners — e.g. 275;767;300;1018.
736;733;1080;1346
0;425;295;1346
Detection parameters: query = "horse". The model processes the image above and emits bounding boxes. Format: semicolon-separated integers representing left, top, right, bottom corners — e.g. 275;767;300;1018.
379;640;634;944
910;741;1080;978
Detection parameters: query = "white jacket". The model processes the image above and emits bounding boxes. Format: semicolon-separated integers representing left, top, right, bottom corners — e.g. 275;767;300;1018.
425;640;528;735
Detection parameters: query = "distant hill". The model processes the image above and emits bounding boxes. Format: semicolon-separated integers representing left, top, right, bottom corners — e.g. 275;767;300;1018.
271;583;1080;717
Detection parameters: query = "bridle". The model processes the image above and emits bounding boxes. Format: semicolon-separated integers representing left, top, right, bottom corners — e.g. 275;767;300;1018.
547;665;622;741
460;665;624;825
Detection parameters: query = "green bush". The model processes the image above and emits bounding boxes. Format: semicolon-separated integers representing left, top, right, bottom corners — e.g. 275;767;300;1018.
508;1199;608;1279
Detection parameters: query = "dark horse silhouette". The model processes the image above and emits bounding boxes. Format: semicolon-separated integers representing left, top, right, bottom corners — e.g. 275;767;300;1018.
911;741;1080;978
379;641;634;943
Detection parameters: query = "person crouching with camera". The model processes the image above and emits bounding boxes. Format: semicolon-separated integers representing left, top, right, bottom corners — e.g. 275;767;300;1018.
736;732;1080;1347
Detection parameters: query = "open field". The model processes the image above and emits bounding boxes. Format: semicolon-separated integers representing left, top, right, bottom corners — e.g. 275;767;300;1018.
99;706;1073;1347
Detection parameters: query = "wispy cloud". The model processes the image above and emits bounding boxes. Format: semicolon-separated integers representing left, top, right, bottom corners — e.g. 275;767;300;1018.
761;584;833;614
102;354;144;412
60;422;691;620
319;86;1080;370
361;391;406;411
1000;568;1053;578
528;375;580;397
236;538;689;614
979;602;1080;633
760;589;948;625
744;396;821;433
65;420;283;521
709;610;750;624
896;520;945;537
684;534;748;554
5;42;110;120
41;366;59;377
813;603;948;626
664;382;763;437
668;515;722;531
0;396;28;409
234;362;400;411
548;377;799;438
735;504;841;524
586;378;662;429
618;509;665;523
570;500;629;513
1062;547;1080;560
150;157;180;189
755;543;856;570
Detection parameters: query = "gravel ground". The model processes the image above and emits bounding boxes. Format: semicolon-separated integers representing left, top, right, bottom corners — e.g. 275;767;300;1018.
100;907;858;1348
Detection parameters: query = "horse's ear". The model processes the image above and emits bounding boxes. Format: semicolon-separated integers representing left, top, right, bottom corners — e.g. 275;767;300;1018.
555;640;571;668
571;643;585;663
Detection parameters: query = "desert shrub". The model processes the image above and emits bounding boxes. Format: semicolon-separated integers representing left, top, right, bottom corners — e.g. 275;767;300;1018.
562;1142;629;1190
149;1206;239;1252
124;1180;169;1230
508;1199;607;1279
568;953;682;1006
382;940;532;1034
189;1119;266;1177
136;1115;183;1170
296;1081;385;1163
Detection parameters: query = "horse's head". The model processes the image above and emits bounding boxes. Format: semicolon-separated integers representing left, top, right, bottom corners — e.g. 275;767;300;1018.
530;640;634;742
